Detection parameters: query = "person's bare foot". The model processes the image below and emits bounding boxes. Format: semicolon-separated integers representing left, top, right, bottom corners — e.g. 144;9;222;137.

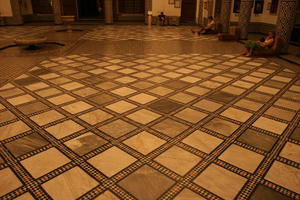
245;53;252;57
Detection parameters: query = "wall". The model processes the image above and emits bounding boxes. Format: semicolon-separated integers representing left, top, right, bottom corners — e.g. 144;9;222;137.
21;0;33;15
230;0;278;24
152;0;181;16
0;0;13;16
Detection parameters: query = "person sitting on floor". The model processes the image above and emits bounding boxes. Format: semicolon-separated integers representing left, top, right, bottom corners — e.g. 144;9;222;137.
243;31;275;57
191;16;215;35
158;12;167;25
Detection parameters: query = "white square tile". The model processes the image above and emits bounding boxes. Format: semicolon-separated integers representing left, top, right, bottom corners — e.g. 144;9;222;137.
88;147;136;177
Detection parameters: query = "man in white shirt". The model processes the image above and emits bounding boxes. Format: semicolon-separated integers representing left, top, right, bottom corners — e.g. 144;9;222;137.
191;16;216;35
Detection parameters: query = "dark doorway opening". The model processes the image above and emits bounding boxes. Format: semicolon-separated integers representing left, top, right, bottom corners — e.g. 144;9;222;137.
78;0;104;19
181;0;196;24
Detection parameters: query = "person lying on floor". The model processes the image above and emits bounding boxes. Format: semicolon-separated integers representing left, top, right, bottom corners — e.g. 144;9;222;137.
242;31;275;57
191;16;215;35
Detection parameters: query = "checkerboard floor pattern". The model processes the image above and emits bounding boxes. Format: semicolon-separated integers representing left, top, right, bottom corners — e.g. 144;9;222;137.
0;53;299;200
82;25;218;41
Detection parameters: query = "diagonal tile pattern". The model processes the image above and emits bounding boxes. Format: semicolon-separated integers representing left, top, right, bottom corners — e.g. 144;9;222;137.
0;26;299;200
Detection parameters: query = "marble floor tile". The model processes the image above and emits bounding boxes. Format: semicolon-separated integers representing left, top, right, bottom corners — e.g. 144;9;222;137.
169;92;197;104
98;119;137;138
62;101;93;114
264;80;286;89
193;99;223;112
155;146;202;176
47;94;76;105
200;80;222;89
164;80;189;90
238;129;277;152
30;110;65;126
14;76;41;86
148;99;182;114
131;81;154;89
174;189;205;200
256;86;280;95
0;110;16;123
185;86;210;96
265;107;296;121
7;94;36;106
253;117;288;135
111;87;137;97
60;82;85;91
0;121;31;141
279;142;300;163
219;144;264;173
221;107;253;122
151;118;188;137
88;93;117;105
79;109;113;125
5;133;49;157
212;76;232;83
118;165;175;200
42;167;98;200
72;87;99;97
265;161;300;194
149;86;174;96
64;132;107;156
124;131;166;155
0;168;22;196
0;87;24;98
182;130;223;153
222;86;246;95
129;93;157;104
96;82;119;90
282;91;300;102
17;102;48;115
246;92;272;103
46;120;84;139
208;91;237;103
88;147;136;177
194;164;247;200
274;99;300;111
21;148;70;178
232;80;254;89
127;109;161;125
250;184;293;200
36;88;62;98
204;118;240;136
106;101;137;114
234;99;263;111
290;127;300;142
25;82;49;91
175;108;207;123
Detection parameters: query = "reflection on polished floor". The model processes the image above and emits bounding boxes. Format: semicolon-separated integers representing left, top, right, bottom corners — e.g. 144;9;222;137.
0;25;299;200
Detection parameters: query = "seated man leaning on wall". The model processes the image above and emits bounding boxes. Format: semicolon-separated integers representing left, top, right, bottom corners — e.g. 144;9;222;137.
191;16;216;35
158;12;167;25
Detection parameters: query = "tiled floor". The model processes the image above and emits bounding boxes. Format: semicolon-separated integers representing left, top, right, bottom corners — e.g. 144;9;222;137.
82;25;218;41
0;25;299;200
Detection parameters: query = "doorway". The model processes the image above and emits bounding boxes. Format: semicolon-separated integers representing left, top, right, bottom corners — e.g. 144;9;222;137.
181;0;196;23
78;0;104;19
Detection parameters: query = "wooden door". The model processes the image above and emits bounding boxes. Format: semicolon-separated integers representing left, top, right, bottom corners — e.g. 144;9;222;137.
181;0;196;23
